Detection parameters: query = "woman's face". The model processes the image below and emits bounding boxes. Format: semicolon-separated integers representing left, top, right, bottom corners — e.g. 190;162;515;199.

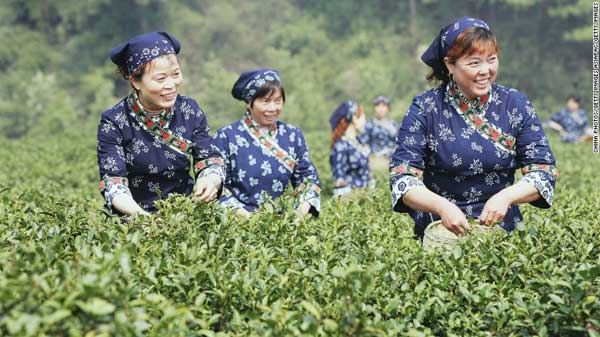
445;51;498;100
249;88;284;127
374;103;389;119
132;54;183;112
567;99;580;112
352;112;366;133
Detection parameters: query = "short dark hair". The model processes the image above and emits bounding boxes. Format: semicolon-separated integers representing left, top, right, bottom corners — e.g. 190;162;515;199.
567;95;581;104
250;81;286;107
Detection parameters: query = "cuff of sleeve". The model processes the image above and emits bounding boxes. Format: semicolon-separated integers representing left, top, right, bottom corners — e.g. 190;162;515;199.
194;157;225;178
100;176;131;211
390;174;425;212
293;182;321;216
521;171;555;208
390;163;424;179
333;179;352;197
521;164;559;180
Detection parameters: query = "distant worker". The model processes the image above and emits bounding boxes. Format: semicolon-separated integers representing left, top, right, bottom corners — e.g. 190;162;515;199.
545;95;593;143
359;95;399;172
330;100;375;197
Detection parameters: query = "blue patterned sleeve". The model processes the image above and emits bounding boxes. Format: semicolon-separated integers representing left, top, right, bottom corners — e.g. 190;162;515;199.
209;129;239;209
187;99;225;182
514;94;558;208
330;141;353;196
97;113;132;210
290;129;321;216
389;97;427;212
357;120;372;146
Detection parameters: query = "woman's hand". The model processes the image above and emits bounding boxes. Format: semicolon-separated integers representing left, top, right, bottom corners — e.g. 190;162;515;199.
296;201;312;216
193;174;222;202
479;191;512;226
235;207;252;218
438;201;470;236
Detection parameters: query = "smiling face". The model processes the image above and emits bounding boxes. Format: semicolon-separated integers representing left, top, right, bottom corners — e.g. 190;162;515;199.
249;86;284;127
443;27;499;100
445;51;498;100
131;54;182;112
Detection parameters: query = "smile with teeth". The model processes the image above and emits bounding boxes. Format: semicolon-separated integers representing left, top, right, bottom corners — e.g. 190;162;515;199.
162;92;176;100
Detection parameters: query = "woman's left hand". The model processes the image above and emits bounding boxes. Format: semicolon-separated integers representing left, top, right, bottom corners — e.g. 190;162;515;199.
479;191;512;226
296;201;311;216
193;175;222;202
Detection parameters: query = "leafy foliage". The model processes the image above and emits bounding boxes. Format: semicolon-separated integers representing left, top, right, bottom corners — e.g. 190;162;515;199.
0;0;591;138
0;130;599;336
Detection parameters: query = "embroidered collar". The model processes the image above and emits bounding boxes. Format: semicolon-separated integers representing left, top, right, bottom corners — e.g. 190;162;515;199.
127;91;194;156
446;82;516;154
242;111;295;172
131;91;173;128
244;110;277;137
448;80;490;115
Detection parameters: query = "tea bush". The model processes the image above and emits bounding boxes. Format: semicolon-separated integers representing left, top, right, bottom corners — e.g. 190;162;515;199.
0;131;598;336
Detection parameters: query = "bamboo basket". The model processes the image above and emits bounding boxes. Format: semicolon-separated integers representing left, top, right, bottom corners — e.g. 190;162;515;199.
423;220;497;250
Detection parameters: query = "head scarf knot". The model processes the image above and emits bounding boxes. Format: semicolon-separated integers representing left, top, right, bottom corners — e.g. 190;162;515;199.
421;17;491;73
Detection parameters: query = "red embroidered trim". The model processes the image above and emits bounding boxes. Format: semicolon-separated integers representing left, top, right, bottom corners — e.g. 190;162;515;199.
242;114;296;172
99;177;129;191
390;164;423;179
129;92;194;156
448;83;516;153
521;164;559;179
194;157;225;174
293;182;322;196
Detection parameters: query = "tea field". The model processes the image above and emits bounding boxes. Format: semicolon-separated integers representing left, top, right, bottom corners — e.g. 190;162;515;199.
0;129;599;336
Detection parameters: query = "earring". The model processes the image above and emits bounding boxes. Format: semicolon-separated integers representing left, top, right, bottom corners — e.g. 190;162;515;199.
449;73;454;82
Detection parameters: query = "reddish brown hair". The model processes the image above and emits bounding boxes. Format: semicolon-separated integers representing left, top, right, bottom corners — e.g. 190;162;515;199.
329;105;364;149
427;27;500;83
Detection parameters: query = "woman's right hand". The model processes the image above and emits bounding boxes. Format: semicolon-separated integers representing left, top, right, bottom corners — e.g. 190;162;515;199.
438;201;470;236
235;207;251;219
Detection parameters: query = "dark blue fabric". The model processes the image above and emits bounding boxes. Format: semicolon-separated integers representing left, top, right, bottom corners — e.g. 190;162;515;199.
231;68;281;103
329;100;358;130
97;95;216;212
330;138;371;190
109;31;181;74
421;17;490;73
550;108;589;142
212;117;320;212
359;118;399;157
390;83;556;238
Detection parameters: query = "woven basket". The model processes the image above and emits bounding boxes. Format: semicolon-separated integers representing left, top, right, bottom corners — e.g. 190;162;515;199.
423;220;495;250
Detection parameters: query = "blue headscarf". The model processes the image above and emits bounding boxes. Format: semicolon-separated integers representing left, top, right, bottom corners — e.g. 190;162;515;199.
421;16;491;74
329;100;358;130
231;68;282;103
109;31;181;75
372;95;390;106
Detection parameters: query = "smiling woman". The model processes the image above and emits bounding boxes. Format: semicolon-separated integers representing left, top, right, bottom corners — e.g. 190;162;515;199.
211;68;321;217
96;32;225;217
389;17;558;240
